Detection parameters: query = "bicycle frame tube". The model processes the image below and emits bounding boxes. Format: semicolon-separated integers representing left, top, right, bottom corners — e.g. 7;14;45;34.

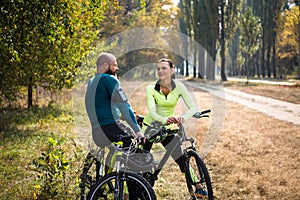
153;123;197;179
153;135;181;178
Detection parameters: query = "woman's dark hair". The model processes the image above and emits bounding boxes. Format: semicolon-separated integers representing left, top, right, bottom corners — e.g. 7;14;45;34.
158;58;173;68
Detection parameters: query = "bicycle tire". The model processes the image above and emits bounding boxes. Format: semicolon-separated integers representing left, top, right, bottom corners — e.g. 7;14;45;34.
87;171;157;200
185;149;214;200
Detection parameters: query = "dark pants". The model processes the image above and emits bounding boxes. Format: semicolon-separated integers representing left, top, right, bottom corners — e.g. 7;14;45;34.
92;122;132;148
143;134;185;172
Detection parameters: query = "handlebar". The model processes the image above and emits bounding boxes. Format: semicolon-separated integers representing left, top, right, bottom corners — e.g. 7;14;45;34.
192;109;211;118
136;109;211;127
138;109;211;143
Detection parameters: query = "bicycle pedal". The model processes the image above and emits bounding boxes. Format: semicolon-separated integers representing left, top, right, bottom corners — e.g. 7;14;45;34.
80;173;92;180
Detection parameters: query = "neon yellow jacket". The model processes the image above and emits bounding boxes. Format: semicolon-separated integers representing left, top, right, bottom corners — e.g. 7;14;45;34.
142;79;197;133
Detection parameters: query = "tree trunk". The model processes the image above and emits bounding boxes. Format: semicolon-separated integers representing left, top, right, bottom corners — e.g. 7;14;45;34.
272;37;277;78
246;55;249;83
266;41;271;78
261;0;266;78
199;48;205;78
185;60;189;77
27;77;33;109
256;51;260;78
193;45;197;78
220;0;227;81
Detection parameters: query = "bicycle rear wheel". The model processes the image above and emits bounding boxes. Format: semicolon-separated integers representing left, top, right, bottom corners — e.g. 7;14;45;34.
79;149;103;200
185;149;214;200
87;171;156;200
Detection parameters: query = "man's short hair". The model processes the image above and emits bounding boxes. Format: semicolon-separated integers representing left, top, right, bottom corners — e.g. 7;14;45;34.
97;52;116;67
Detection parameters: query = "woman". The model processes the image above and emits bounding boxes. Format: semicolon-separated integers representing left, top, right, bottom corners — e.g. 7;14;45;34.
142;58;208;198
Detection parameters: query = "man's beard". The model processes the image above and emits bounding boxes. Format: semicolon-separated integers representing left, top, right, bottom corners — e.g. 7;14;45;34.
105;68;116;75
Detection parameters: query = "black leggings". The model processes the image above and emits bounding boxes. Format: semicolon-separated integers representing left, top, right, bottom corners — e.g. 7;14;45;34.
143;134;185;173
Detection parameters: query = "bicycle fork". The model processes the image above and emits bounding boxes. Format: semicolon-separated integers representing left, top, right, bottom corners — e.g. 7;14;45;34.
183;153;195;194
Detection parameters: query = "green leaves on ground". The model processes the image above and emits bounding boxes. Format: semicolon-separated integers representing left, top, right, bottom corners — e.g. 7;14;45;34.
30;136;69;199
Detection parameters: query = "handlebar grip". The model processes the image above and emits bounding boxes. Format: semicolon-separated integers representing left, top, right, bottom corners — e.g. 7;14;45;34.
193;109;211;118
200;109;211;115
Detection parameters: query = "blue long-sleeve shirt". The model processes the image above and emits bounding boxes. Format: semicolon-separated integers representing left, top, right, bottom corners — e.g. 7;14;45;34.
85;73;140;133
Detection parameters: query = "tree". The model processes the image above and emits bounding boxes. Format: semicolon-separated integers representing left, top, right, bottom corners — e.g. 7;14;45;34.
180;0;193;76
96;0;179;75
198;0;219;80
219;0;242;81
276;5;300;78
0;0;107;108
179;0;219;80
240;7;262;82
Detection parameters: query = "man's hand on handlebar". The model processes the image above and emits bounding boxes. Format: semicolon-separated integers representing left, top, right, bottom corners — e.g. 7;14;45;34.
135;131;146;145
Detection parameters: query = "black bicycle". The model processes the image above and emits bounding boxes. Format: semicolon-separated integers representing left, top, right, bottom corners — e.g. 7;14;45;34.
79;110;213;199
140;109;214;199
79;135;156;200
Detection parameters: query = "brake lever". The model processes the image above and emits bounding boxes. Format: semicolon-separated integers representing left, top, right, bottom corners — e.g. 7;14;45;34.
200;115;209;118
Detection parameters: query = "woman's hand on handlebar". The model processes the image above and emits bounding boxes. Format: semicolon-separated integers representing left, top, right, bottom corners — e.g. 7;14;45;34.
166;117;177;124
166;117;184;125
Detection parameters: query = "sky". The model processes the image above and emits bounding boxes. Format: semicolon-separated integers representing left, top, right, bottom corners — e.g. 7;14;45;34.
172;0;179;4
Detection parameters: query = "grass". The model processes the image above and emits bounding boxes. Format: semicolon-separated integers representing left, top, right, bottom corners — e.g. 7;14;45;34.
0;80;299;199
0;103;82;199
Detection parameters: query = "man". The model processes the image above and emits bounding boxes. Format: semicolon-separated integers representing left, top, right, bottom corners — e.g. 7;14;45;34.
85;52;144;147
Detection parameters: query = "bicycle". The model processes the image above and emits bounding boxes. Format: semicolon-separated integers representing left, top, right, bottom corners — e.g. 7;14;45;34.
140;109;214;200
79;146;109;199
79;134;157;200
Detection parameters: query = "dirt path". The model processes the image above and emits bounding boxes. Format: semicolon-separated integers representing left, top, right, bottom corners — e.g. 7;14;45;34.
188;81;300;125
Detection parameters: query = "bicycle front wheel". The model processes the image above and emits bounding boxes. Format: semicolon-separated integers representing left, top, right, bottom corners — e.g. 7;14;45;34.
87;171;156;200
186;149;214;200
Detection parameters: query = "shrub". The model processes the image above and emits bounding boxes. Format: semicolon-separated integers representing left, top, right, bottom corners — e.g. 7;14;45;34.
30;136;69;199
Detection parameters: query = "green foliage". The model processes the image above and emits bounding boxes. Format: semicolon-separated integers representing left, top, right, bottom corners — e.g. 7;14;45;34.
94;0;181;77
0;0;177;108
239;7;262;80
75;41;117;87
0;0;107;107
224;0;243;40
0;100;85;199
240;7;262;56
179;0;219;79
30;136;70;199
276;6;299;60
